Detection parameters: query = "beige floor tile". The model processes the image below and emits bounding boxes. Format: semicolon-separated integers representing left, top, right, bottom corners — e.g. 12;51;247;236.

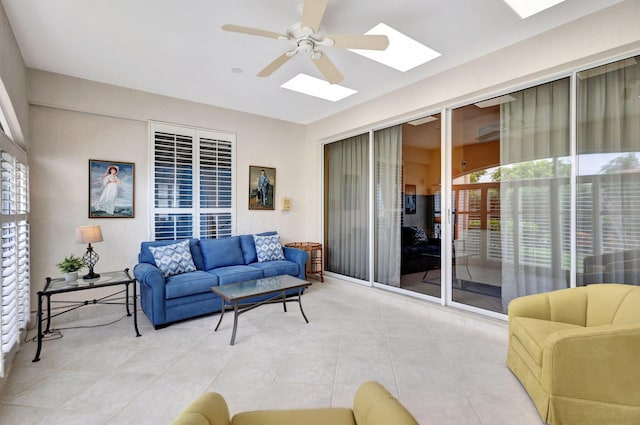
0;276;544;425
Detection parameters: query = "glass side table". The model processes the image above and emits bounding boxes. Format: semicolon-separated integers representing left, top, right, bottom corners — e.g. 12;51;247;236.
32;269;140;362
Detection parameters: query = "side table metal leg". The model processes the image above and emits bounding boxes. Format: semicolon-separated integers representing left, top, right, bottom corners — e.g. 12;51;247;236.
298;289;309;324
230;302;239;345
32;292;44;362
125;282;131;316
133;280;141;337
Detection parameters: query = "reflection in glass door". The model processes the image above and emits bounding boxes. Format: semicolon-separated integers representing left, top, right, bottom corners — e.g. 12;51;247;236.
387;115;442;298
450;78;571;313
577;56;640;286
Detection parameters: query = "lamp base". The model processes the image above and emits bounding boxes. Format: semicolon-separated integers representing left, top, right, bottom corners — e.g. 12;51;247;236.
83;271;100;280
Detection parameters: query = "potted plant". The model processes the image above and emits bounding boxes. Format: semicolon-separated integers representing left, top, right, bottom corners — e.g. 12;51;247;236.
56;255;85;281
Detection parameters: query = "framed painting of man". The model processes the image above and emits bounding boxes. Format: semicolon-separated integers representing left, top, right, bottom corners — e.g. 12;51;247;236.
249;166;275;210
88;159;135;218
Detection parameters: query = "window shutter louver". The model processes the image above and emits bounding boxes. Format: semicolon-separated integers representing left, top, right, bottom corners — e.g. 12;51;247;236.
0;150;29;376
151;123;235;241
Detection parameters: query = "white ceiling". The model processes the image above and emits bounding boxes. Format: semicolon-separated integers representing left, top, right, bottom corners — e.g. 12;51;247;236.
1;0;623;124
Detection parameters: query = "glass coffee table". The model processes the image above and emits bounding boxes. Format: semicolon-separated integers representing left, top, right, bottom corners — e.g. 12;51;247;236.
211;274;312;345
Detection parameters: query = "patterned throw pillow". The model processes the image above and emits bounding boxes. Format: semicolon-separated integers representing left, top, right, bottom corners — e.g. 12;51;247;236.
253;234;285;262
413;227;428;245
149;240;197;277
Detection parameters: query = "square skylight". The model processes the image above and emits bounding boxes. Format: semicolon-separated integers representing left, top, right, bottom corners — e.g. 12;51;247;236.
502;0;566;19
349;23;441;72
281;74;357;101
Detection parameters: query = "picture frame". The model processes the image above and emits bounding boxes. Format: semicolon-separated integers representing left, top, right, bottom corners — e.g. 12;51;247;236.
249;166;275;210
405;184;417;215
88;159;135;218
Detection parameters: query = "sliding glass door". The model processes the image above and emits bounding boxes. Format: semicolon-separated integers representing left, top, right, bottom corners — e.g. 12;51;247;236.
323;54;639;318
324;133;369;281
451;78;571;313
577;56;640;286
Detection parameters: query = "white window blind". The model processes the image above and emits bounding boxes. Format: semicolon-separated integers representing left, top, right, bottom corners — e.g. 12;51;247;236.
150;122;235;240
0;149;29;378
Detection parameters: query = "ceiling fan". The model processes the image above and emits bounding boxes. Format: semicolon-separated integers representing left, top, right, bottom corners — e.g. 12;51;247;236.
222;0;389;84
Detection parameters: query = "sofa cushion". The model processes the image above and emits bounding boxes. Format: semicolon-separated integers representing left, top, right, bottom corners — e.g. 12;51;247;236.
510;316;581;367
165;270;219;300
207;265;264;285
239;231;277;264
253;234;285;262
140;239;204;270
248;260;299;278
148;240;197;277
200;237;245;270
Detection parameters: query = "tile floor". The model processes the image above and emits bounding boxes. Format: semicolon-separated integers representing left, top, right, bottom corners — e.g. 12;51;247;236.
0;277;544;425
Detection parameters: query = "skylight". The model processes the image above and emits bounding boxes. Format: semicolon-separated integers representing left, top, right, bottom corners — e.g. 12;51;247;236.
502;0;566;19
281;74;357;101
349;23;441;72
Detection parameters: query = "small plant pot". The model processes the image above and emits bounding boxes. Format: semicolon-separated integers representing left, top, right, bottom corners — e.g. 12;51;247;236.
65;271;78;282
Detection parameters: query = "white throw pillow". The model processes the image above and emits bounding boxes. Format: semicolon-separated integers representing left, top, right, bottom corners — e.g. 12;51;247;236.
149;240;197;277
253;234;285;262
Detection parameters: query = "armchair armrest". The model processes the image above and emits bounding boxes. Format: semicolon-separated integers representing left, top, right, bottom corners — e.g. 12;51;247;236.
542;323;640;406
508;292;551;321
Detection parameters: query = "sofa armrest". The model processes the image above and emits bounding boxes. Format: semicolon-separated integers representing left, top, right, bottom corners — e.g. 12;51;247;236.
542;323;640;406
283;247;309;279
133;262;165;288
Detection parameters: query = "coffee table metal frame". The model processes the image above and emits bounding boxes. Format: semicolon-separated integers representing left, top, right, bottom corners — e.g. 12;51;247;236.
212;275;311;345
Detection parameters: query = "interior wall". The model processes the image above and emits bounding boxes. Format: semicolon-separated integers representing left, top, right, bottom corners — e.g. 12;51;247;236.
28;70;309;307
0;2;28;146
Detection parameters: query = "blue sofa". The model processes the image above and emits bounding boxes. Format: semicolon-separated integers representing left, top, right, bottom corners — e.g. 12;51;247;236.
133;233;308;328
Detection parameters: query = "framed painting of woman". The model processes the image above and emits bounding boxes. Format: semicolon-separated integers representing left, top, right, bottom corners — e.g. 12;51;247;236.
88;159;135;218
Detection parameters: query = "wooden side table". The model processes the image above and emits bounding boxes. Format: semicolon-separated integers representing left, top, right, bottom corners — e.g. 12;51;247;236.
285;242;324;282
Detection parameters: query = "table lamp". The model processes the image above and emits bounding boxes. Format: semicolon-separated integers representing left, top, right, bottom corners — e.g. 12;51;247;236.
76;225;103;280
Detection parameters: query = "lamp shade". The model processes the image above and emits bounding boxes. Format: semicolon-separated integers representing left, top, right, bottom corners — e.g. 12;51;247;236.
75;225;104;244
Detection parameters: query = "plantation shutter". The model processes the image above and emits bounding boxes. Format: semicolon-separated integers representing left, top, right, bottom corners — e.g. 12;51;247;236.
150;122;235;240
0;150;29;378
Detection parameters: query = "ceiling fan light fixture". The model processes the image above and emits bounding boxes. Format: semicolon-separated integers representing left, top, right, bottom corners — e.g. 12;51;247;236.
281;73;357;101
349;23;441;72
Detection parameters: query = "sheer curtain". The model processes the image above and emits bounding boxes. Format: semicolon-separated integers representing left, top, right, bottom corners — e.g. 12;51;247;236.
325;134;369;280
374;125;402;286
500;78;571;310
577;56;640;284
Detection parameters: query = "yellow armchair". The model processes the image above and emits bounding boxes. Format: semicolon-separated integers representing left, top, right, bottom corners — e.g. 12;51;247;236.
506;284;640;425
171;381;418;425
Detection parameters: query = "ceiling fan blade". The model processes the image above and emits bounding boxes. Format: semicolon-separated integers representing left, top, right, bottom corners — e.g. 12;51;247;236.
222;24;287;40
328;34;390;50
257;52;294;77
311;52;344;84
301;0;328;33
